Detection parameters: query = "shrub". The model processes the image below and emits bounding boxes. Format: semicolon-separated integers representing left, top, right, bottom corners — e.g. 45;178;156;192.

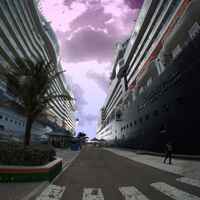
0;142;56;166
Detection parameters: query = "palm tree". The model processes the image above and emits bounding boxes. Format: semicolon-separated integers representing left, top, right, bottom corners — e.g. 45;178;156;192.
0;59;72;146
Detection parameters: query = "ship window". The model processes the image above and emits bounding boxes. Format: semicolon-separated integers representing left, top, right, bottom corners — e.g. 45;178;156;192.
134;120;137;125
153;110;159;116
145;114;149;120
10;119;13;122
15;121;17;124
130;122;133;127
139;118;143;123
127;124;129;128
0;115;2;119
5;117;8;121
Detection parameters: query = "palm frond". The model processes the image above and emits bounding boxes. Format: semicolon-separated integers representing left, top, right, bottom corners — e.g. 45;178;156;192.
0;58;72;145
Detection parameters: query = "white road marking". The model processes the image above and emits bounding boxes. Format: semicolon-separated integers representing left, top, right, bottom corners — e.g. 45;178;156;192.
119;186;149;200
36;184;65;200
82;188;104;200
151;182;200;200
177;177;200;188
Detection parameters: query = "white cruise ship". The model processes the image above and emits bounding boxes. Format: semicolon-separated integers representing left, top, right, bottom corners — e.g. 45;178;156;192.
0;0;76;141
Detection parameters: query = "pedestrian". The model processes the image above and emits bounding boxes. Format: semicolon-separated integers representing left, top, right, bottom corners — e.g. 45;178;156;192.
163;142;173;164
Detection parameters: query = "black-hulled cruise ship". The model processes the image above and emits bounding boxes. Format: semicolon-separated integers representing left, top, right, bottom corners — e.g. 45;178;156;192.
96;0;200;154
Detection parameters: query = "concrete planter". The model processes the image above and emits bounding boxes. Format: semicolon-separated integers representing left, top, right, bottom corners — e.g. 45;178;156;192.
0;158;62;182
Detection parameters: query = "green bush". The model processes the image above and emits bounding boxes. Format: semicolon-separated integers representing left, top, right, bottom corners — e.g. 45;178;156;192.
0;142;56;166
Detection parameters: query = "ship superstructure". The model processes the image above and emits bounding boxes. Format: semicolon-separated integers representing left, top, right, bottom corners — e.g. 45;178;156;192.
0;0;76;141
97;0;200;154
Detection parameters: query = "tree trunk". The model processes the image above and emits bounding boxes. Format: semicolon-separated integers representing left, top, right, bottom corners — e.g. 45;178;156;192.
24;117;33;146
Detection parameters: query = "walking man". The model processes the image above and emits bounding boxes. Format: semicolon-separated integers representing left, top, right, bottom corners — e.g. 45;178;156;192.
163;142;173;164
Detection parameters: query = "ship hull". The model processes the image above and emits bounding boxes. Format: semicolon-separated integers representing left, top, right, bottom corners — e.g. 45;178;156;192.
110;34;200;154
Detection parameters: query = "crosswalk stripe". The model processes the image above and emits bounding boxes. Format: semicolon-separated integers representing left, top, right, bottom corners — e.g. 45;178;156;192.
82;188;104;200
176;177;200;188
119;186;149;200
36;184;66;200
151;182;200;200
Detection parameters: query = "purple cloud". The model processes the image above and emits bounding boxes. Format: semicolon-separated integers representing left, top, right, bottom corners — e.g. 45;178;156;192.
63;0;74;7
122;9;139;28
72;83;88;112
71;83;88;126
86;71;109;93
70;6;112;30
71;81;98;126
51;0;141;64
124;0;143;9
62;26;116;62
84;114;98;124
59;1;140;63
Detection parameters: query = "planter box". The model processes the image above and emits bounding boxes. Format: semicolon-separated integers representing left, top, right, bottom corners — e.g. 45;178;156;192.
0;158;62;182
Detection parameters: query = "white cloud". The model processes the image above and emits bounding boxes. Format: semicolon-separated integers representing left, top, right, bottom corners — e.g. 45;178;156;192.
61;60;110;137
61;60;110;111
102;0;128;17
40;0;87;32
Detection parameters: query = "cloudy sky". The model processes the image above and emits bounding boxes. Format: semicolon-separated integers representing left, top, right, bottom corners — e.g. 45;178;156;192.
41;0;143;139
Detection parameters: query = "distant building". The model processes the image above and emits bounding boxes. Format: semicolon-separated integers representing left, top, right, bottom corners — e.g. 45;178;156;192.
48;132;72;148
0;0;76;140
